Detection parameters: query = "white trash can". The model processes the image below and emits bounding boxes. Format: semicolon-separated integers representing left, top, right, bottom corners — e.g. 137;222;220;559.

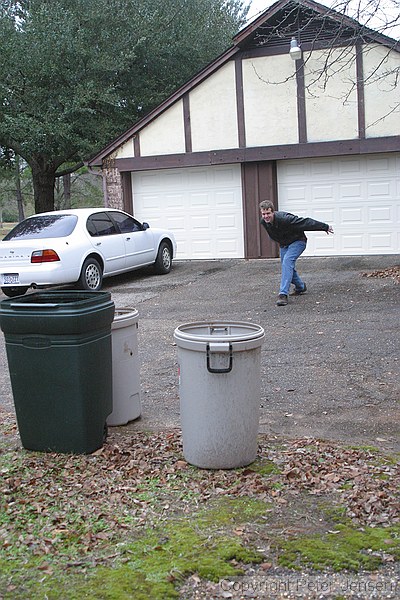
107;308;141;426
174;321;265;469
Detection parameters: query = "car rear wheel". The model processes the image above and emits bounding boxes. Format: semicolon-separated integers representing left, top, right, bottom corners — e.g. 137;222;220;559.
154;242;172;274
1;286;29;298
78;258;103;291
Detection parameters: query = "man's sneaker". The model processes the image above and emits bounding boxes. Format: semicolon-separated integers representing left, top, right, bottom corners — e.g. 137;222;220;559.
276;294;288;306
291;283;307;296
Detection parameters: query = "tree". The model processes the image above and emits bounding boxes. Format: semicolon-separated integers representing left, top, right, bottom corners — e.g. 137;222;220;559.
0;148;30;221
0;0;249;213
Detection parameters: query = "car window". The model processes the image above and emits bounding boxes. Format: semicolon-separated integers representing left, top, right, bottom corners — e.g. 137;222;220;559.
87;213;118;237
3;215;78;240
109;212;142;234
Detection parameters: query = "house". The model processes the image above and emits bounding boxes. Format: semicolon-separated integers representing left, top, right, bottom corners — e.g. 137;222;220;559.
87;0;400;259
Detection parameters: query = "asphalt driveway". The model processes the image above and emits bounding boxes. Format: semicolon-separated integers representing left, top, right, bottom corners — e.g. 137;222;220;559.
0;255;399;452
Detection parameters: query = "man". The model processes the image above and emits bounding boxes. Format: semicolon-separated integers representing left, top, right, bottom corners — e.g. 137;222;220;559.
260;200;334;306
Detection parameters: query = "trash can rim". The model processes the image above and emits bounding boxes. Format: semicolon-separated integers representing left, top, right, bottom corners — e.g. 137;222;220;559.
174;321;265;352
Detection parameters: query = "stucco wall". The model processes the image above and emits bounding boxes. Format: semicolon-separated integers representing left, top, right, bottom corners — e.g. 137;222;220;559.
304;47;359;142
363;44;400;138
189;62;238;151
108;42;399;165
140;100;186;156
116;138;135;159
242;54;299;146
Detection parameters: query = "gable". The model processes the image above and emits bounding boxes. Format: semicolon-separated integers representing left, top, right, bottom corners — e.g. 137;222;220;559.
87;0;399;167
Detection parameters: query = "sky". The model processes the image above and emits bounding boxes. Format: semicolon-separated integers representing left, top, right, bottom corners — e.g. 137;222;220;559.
247;0;400;38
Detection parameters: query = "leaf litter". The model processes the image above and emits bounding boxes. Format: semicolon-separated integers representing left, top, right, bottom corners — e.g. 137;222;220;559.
0;416;399;597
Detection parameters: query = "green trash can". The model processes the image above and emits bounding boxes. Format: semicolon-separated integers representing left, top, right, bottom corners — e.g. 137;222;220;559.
0;290;115;454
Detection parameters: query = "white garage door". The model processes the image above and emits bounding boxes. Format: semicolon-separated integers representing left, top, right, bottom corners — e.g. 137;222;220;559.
278;153;400;256
131;165;244;259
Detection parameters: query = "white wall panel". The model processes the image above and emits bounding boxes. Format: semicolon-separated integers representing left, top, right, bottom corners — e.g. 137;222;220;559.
363;45;400;138
242;54;298;147
304;48;358;142
189;63;238;152
139;101;186;156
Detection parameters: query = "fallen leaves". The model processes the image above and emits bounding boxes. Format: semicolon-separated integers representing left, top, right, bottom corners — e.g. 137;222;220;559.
362;265;400;284
0;425;399;571
278;438;400;526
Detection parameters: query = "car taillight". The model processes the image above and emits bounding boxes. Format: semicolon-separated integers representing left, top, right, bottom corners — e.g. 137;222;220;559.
31;249;60;263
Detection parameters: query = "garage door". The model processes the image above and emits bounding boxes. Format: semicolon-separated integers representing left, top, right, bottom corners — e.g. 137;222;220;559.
131;165;244;259
277;153;400;256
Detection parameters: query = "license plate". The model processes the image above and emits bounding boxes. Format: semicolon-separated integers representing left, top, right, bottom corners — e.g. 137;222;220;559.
3;274;19;284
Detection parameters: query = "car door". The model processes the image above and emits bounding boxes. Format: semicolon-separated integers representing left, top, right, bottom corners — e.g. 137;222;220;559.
86;212;126;274
109;212;155;268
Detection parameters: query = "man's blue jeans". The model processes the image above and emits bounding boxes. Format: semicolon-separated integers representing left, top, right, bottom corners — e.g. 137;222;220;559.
279;240;307;296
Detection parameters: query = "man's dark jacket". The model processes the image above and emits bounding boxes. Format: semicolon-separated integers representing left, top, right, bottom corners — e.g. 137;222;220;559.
261;211;329;247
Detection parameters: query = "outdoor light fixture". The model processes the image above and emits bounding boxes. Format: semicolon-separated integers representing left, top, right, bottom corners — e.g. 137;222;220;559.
289;36;302;61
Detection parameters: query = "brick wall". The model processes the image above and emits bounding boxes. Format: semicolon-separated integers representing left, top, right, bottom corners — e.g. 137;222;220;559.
103;155;123;209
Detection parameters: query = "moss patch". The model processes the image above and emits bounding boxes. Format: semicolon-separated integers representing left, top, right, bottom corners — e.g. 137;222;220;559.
3;497;265;600
277;524;400;572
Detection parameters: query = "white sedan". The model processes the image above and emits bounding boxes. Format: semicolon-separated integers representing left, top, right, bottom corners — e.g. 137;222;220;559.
0;208;177;297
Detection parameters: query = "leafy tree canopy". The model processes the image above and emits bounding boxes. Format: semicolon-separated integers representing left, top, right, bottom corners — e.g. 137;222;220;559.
0;0;249;212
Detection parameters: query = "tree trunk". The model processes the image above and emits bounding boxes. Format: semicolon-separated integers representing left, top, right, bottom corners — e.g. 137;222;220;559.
15;155;25;222
31;164;56;213
63;173;71;209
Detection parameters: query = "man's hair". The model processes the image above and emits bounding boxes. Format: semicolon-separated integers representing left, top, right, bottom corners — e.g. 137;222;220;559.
259;200;275;211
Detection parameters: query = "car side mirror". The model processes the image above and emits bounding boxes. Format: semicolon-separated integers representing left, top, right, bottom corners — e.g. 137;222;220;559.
142;222;150;230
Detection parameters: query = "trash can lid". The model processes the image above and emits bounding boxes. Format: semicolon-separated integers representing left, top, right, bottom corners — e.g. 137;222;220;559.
174;321;265;352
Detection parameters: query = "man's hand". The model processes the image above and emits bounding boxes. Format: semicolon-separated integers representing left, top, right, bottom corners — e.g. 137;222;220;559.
327;226;334;234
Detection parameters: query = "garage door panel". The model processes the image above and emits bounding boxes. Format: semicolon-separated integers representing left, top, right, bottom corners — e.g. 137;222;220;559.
312;185;334;200
278;154;399;256
368;181;392;197
190;193;210;208
165;194;186;210
166;216;185;230
216;214;237;229
191;214;211;230
215;190;238;207
217;238;241;254
369;233;393;249
132;165;244;259
369;206;392;223
340;183;363;198
312;234;336;252
313;208;335;223
340;207;364;224
342;234;365;250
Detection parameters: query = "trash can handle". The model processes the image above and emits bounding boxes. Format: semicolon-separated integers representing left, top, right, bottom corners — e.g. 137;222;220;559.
9;303;60;309
206;342;233;374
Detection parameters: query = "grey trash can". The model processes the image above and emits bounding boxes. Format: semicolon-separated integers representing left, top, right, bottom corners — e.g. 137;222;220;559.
107;308;141;426
174;321;265;469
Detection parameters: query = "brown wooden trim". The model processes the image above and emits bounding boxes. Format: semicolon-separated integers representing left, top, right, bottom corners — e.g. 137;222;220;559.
133;134;141;157
296;59;307;143
242;162;279;258
182;93;192;153
356;42;366;139
235;57;246;148
115;136;400;171
238;39;362;61
121;171;133;214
